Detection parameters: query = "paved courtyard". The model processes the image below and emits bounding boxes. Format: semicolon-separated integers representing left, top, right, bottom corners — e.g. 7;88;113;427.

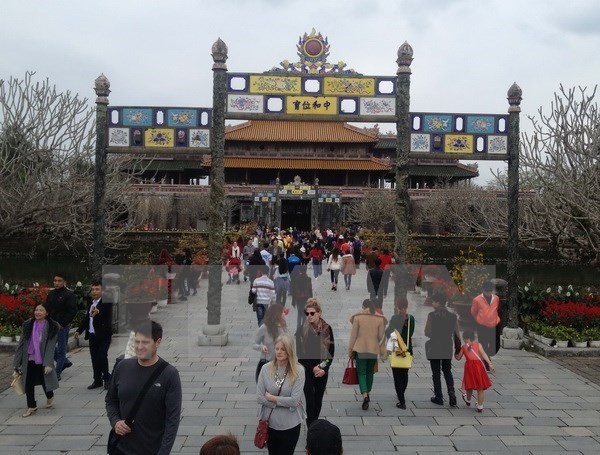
1;266;600;454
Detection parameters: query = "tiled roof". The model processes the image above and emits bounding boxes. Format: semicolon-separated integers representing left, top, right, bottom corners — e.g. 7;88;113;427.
224;157;390;171
408;164;478;178
225;121;378;143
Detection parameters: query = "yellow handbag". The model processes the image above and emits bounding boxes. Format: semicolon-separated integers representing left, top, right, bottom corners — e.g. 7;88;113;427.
389;316;413;369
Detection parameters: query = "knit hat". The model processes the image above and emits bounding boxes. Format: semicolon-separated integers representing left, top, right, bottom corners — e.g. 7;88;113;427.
306;419;342;455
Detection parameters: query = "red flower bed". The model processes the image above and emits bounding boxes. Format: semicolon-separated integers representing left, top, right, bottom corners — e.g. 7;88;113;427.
540;298;600;330
0;287;48;327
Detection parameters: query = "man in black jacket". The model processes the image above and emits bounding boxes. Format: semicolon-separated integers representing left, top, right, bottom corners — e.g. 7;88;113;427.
424;292;461;407
75;280;113;389
367;258;384;309
44;273;78;380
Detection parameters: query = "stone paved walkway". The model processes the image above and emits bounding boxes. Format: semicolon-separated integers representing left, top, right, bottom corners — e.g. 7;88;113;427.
1;267;600;454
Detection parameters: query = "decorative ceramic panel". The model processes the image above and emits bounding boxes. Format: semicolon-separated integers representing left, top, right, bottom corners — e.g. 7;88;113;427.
250;75;302;94
122;108;153;127
359;97;395;116
167;109;197;127
487;135;508;154
411;133;430;152
423;115;452;133
144;128;174;147
286;96;338;115
466;116;495;134
227;95;264;113
445;134;474;153
189;129;210;148
323;77;375;96
108;128;130;147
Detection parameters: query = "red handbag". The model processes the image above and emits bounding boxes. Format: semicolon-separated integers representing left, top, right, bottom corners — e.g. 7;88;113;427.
254;369;287;449
342;358;359;385
254;418;270;449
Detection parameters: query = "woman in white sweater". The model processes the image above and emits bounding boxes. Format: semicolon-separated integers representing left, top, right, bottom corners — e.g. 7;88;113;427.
326;247;342;291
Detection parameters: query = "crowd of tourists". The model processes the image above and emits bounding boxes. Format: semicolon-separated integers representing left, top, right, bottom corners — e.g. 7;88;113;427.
9;224;500;455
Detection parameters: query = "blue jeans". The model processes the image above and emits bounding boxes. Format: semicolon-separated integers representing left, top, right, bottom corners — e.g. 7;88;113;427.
312;262;322;278
54;326;70;375
344;274;352;289
256;304;266;326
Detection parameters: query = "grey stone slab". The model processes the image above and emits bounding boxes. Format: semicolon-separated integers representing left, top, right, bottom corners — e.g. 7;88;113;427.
33;435;100;451
450;436;508;451
47;424;103;435
429;425;480;436
477;425;524;436
0;425;51;434
518;417;566;426
557;436;600;451
499;435;562;446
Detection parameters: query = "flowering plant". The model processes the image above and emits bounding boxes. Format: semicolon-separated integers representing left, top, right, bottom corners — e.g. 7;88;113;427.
0;284;48;327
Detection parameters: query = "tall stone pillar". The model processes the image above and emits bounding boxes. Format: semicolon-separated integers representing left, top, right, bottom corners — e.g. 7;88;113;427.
200;38;228;346
275;177;281;229
502;82;523;349
91;74;110;280
312;178;319;230
394;42;413;262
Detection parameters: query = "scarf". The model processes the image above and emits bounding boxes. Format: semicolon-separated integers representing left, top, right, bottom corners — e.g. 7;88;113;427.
27;319;46;364
302;318;332;361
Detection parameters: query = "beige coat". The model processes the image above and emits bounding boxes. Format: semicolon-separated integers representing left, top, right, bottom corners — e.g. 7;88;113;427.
340;254;356;275
348;309;387;357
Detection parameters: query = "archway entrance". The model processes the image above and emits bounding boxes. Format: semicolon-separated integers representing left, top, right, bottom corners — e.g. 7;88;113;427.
281;199;311;231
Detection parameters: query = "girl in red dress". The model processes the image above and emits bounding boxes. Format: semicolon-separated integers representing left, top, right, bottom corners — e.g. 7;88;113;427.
455;330;495;412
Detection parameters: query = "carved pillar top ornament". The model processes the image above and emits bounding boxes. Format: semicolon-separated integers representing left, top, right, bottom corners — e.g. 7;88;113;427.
507;82;522;113
94;73;110;105
396;41;414;74
211;38;228;70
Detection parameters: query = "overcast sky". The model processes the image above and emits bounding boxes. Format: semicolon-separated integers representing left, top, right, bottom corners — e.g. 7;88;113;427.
2;0;599;184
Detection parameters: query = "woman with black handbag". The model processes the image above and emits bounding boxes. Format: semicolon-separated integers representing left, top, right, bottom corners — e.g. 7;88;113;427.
256;334;305;455
253;304;287;382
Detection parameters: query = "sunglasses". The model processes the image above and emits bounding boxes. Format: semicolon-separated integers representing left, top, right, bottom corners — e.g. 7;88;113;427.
304;311;317;316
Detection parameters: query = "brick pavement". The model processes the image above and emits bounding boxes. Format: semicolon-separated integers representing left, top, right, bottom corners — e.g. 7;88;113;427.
0;267;599;454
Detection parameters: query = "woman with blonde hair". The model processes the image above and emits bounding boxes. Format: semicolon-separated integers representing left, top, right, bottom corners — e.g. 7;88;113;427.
295;298;335;427
256;334;305;455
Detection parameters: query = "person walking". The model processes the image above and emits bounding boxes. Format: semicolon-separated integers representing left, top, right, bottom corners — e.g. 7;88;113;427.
306;419;343;455
326;247;342;291
13;304;61;417
273;254;290;307
295;298;335;427
367;258;384;310
74;280;113;390
253;304;288;382
455;330;495;412
256;334;305;455
251;265;276;326
348;298;387;410
470;281;501;359
340;248;357;290
308;242;325;279
106;321;182;455
385;297;415;409
290;265;313;330
425;292;461;407
44;273;77;380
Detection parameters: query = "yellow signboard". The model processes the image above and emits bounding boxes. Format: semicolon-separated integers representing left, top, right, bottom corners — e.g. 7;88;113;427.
250;75;301;94
144;128;174;147
286;96;338;115
324;77;375;96
445;134;474;153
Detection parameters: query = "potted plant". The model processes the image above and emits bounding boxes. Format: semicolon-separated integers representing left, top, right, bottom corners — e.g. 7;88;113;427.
582;327;600;348
0;325;13;343
538;325;555;346
527;320;542;339
550;326;574;348
571;330;588;348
